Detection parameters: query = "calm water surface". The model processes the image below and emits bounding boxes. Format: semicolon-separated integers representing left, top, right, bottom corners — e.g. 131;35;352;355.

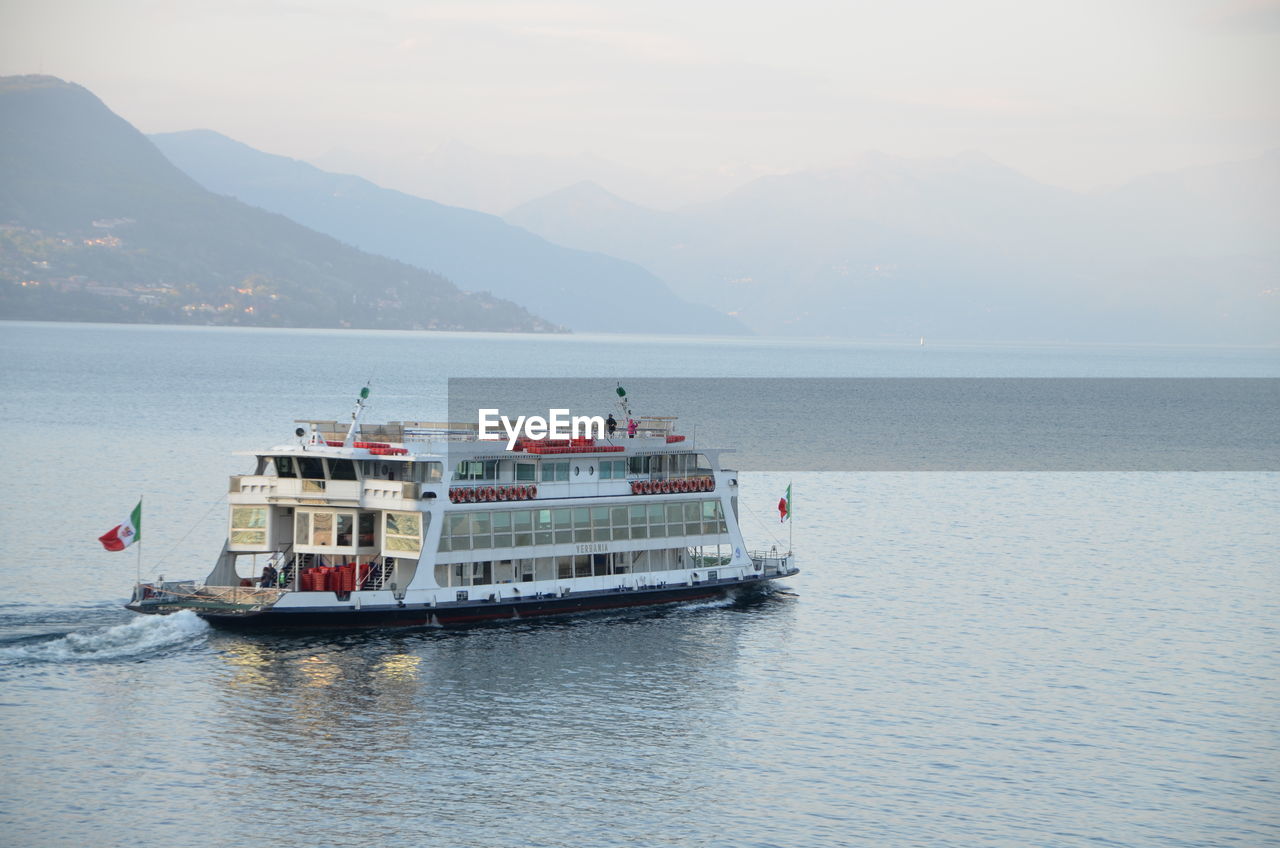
0;322;1277;847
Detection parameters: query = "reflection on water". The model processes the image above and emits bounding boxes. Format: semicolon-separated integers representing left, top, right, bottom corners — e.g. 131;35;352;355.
179;597;797;848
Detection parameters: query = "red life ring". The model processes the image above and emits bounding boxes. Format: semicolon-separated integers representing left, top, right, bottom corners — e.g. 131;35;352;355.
484;486;496;501
681;479;691;493
528;484;538;499
497;486;509;501
642;480;652;494
631;480;641;495
468;487;479;503
513;485;524;499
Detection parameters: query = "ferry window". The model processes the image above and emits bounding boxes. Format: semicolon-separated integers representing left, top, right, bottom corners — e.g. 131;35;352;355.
695;454;712;472
703;500;721;534
454;460;496;481
573;507;591;542
385;511;423;553
312;512;334;545
600;459;626;479
327;459;357;481
684;502;700;535
541;461;569;482
298;456;325;480
557;556;573;579
295;512;310;545
336;513;353;546
666;504;684;524
630;505;647;539
535;509;553;545
591;507;609;542
424;462;443;483
359;513;375;546
628;456;649;475
273;457;297;478
493;512;513;548
515;462;536;482
574;555;592;578
648;504;667;538
230;507;267;547
472;512;492;549
553;508;572;544
513;510;533;546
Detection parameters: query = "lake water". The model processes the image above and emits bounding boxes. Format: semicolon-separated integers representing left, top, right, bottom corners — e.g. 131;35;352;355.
0;322;1277;847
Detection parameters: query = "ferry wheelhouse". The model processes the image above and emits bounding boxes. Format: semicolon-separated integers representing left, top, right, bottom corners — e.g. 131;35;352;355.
128;392;797;630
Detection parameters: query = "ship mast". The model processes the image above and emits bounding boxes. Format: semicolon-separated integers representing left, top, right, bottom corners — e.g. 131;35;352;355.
343;384;371;447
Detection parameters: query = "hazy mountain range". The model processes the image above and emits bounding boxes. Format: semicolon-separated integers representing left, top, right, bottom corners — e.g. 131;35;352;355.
507;150;1280;342
0;75;553;332
150;130;743;336
313;140;765;215
2;73;1274;343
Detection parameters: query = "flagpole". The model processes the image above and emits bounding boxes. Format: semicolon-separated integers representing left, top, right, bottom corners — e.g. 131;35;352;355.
788;482;793;556
135;495;143;596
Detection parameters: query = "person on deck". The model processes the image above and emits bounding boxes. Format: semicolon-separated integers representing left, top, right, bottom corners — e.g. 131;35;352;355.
627;418;637;438
260;563;278;588
606;414;617;436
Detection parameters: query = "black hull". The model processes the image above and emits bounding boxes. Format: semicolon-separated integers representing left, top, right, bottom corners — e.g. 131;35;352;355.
185;575;792;633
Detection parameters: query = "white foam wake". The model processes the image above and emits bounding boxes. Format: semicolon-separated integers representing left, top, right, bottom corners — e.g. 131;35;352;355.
0;610;210;664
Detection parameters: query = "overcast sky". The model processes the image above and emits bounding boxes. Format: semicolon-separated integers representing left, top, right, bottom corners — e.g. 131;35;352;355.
3;0;1278;193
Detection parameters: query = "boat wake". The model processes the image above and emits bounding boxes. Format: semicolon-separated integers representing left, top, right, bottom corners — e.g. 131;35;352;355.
0;610;210;665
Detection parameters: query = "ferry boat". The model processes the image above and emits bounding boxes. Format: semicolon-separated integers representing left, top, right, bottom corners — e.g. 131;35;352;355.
127;388;797;631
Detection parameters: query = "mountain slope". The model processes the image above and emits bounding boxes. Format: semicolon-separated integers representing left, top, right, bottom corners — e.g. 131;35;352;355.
150;130;745;336
508;152;1279;343
0;75;554;332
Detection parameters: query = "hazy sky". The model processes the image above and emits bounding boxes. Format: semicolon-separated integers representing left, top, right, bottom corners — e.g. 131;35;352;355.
3;0;1278;193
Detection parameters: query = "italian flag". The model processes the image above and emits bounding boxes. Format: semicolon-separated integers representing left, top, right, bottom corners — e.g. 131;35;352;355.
99;501;142;551
778;483;791;523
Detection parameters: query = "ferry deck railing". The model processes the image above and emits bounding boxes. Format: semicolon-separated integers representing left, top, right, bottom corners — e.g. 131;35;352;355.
749;550;795;576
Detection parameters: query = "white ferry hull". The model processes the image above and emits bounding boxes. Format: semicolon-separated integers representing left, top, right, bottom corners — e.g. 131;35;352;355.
128;569;797;632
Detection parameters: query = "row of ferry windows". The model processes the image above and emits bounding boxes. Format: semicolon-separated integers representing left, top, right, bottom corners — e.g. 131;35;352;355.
453;454;708;483
439;500;728;552
440;548;720;586
271;456;443;483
